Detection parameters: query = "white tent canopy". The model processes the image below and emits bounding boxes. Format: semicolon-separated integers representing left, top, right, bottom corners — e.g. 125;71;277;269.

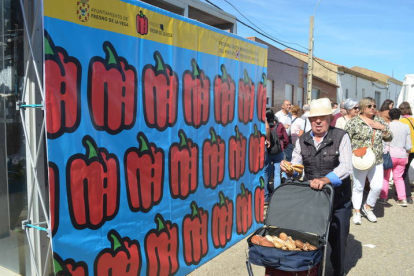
397;74;414;106
396;74;414;183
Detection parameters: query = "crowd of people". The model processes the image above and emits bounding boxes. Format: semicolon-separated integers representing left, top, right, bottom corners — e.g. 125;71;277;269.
263;97;414;276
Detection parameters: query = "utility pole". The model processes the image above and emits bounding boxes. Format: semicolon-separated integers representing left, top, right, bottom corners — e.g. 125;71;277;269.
306;16;314;104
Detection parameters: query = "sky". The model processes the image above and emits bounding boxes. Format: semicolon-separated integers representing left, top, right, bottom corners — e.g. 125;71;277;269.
202;0;413;82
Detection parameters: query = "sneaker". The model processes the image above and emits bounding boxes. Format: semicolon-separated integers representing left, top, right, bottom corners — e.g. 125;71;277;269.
377;198;388;205
407;197;413;204
352;212;362;225
362;205;377;222
396;199;408;207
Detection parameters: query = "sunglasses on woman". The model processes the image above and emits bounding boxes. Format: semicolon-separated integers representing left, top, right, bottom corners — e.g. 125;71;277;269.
367;104;377;109
352;106;360;110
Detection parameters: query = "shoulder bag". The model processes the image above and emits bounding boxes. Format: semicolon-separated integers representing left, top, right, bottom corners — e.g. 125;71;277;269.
352;130;376;171
383;143;393;170
405;117;414;131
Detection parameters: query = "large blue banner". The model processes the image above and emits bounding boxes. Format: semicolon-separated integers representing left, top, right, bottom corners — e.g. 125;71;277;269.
44;0;267;275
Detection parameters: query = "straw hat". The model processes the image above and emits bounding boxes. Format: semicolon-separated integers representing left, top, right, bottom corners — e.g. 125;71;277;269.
307;98;334;118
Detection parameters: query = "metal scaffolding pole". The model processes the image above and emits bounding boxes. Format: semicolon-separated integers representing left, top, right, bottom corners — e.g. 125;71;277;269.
18;0;52;275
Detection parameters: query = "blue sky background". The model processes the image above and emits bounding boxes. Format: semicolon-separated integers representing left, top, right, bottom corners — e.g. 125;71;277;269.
203;0;413;81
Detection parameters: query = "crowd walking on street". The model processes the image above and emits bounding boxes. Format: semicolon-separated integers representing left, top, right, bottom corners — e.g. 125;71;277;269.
260;96;414;276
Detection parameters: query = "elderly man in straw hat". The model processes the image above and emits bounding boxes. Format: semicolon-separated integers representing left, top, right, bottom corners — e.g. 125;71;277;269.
281;98;352;276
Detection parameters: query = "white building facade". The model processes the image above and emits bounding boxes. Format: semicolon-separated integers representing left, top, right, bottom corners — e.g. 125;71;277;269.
350;66;403;105
337;67;388;104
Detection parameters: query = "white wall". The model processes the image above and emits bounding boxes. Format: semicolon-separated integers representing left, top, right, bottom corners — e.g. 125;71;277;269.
388;81;402;104
337;71;389;104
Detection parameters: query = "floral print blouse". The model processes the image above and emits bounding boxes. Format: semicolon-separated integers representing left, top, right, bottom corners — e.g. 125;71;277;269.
345;115;393;165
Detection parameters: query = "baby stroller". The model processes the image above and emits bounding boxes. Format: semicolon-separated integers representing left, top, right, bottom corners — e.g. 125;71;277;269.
246;180;334;276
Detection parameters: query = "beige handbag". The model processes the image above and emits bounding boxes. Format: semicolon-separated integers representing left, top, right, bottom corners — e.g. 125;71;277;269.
352;130;376;171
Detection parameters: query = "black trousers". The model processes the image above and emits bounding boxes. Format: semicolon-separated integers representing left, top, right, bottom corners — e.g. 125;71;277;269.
402;153;414;199
328;200;352;276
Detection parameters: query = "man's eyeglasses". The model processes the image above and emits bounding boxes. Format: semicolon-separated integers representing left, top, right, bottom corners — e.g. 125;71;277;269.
367;104;377;109
352;106;360;110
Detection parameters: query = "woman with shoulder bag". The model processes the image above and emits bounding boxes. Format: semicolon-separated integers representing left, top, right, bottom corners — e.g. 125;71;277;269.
379;108;411;206
399;102;414;204
345;97;393;225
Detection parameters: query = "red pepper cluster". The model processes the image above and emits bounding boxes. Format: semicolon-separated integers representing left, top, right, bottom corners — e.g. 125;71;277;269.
47;33;271;275
254;177;265;224
236;184;253;235
124;132;164;213
145;214;179;276
66;136;120;230
54;253;88;276
183;59;211;128
211;192;234;248
228;126;247;180
202;127;225;189
257;73;267;122
169;130;199;199
248;124;266;174
213;65;236;126
238;70;255;124
88;42;138;134
45;31;81;139
94;230;142;275
143;51;179;131
182;202;209;265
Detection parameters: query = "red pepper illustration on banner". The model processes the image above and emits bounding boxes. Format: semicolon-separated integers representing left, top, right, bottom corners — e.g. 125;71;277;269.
238;69;255;124
136;11;148;35
254;177;265;224
228;126;247;180
66;135;120;230
88;41;137;134
257;73;267;122
248;124;266;174
125;132;164;213
45;31;81;139
202;127;225;189
214;64;235;126
236;183;253;235
54;252;88;276
169;130;199;199
211;192;233;248
143;51;179;131
49;162;59;236
182;59;210;128
182;201;209;265
145;214;179;276
94;230;142;276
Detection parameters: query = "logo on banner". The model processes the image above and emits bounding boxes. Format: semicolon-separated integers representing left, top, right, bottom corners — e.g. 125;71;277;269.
136;11;148;35
77;0;90;22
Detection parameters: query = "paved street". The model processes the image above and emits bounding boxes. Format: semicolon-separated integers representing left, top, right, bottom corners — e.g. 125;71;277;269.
189;185;414;276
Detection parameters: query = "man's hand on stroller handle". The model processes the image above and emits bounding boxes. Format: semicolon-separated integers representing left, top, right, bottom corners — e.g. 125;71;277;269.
309;177;330;190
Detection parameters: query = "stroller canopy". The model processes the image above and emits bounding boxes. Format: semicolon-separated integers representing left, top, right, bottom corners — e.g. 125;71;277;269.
266;182;332;238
